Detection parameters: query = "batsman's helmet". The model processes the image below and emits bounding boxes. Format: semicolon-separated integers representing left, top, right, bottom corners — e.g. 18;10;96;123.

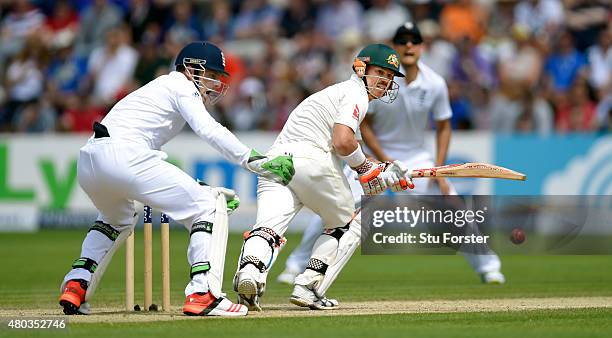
353;43;403;103
354;43;404;78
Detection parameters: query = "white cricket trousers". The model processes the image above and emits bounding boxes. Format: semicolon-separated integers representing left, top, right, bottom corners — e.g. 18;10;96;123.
63;137;218;296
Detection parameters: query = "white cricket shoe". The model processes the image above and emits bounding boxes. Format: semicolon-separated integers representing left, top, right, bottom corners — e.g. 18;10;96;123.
234;267;263;311
276;267;301;285
290;284;339;310
481;271;506;284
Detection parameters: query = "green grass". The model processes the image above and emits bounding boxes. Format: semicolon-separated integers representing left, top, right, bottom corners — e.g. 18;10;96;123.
0;230;611;337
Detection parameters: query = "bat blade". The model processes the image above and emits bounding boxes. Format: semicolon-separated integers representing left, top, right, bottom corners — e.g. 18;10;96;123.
411;163;527;181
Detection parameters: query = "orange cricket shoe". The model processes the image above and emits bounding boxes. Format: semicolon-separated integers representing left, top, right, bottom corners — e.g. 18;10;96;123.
59;279;87;315
183;292;248;317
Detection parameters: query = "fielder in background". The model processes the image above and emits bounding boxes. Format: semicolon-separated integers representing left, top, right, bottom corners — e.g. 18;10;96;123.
278;22;505;286
58;41;294;317
234;43;414;311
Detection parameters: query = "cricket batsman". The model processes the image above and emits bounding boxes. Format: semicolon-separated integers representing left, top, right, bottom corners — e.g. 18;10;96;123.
233;43;414;311
58;41;294;317
277;22;505;286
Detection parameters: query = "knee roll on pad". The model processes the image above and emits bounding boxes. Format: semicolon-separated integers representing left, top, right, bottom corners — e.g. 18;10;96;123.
190;261;211;278
239;255;266;273
72;257;98;274
88;221;119;241
306;258;328;274
244;227;284;248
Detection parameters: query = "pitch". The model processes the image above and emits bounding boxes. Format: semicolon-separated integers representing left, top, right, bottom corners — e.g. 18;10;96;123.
1;230;611;337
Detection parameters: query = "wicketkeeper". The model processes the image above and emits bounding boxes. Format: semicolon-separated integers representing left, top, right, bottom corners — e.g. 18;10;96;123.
58;41;294;317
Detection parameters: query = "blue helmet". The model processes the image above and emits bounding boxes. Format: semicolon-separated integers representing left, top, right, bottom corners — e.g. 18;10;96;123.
174;41;229;76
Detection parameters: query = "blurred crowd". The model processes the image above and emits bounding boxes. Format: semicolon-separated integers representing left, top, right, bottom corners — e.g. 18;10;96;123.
0;0;609;134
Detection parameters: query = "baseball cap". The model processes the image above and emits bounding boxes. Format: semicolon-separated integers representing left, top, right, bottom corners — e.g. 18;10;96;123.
392;22;423;45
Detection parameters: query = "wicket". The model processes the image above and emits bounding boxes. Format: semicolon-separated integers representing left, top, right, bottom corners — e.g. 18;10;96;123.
125;206;171;312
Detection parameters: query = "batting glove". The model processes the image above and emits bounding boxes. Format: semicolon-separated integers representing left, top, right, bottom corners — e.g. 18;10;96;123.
380;160;415;192
356;159;387;195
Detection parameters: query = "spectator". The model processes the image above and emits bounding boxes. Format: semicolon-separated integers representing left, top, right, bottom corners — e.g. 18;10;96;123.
565;0;609;52
556;80;597;132
521;91;554;135
279;0;316;39
123;0;167;42
203;1;236;41
227;77;268;131
132;37;171;87
43;0;79;42
489;87;522;133
364;0;411;42
451;37;496;89
586;26;611;96
440;0;487;43
75;0;122;56
543;31;588;96
595;87;611;132
164;1;203;44
46;30;88;111
498;25;543;90
1;35;47;131
234;0;280;40
419;19;457;80
448;81;473;129
513;0;564;37
58;94;105;132
13;99;56;133
87;25;138;106
316;0;364;42
0;0;45;65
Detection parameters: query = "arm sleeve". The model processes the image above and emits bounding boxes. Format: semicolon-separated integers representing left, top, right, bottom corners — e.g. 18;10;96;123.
176;91;251;167
432;80;453;121
334;87;362;134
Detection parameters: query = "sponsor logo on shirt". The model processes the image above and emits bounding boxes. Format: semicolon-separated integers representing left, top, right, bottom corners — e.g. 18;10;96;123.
353;104;360;120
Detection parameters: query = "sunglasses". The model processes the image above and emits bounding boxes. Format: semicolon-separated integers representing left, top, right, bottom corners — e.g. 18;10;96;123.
393;35;423;45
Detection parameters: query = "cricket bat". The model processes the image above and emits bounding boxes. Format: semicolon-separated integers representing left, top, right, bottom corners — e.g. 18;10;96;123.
411;163;526;181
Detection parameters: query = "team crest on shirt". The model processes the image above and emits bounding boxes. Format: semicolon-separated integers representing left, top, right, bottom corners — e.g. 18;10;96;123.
352;104;360;120
386;54;399;68
193;91;201;98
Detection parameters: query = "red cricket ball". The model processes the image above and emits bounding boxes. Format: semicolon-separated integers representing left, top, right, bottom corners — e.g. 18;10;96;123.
510;228;526;245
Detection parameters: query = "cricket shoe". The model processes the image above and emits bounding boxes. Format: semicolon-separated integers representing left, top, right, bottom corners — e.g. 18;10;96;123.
276;267;300;285
290;284;339;310
234;268;263;311
183;292;247;317
481;271;506;284
59;279;88;315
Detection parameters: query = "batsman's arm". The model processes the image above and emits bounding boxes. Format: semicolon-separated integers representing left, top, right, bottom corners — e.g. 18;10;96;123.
361;115;392;162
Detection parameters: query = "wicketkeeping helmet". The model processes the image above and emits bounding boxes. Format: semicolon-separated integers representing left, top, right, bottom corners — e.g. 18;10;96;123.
352;43;404;103
175;41;229;105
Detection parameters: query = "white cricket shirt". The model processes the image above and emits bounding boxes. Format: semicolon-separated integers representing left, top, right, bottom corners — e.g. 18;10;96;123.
274;74;369;152
100;71;251;166
366;61;452;162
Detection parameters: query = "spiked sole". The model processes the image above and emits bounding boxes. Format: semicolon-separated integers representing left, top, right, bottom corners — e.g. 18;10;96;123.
237;279;262;311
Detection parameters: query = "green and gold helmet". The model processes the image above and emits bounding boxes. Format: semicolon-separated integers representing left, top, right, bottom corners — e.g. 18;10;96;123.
355;43;404;78
352;43;404;103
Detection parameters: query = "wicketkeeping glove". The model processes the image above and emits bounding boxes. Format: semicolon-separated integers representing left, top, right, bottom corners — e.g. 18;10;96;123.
246;149;295;185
